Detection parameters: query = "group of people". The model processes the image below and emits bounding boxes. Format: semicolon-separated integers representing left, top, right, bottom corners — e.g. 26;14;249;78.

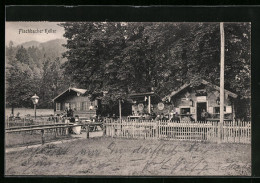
9;112;21;120
130;110;182;122
51;106;209;123
130;109;207;122
65;107;74;118
50;107;78;123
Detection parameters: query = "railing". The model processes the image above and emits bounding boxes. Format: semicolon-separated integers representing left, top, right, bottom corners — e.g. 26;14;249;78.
5;122;103;147
5;116;68;128
104;119;251;144
5;123;73;147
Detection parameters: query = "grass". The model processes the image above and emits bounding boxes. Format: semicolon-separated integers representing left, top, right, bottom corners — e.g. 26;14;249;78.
5;138;251;176
5;108;54;118
5;132;74;148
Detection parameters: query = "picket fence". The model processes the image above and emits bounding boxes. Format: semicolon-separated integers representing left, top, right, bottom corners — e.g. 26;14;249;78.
104;120;251;144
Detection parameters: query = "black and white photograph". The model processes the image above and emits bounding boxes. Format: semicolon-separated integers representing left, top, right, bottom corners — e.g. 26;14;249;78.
5;20;251;176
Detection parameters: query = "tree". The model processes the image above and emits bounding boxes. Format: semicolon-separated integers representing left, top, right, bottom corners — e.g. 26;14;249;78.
60;22;192;101
39;57;70;108
6;59;38;114
168;23;251;99
15;46;30;64
60;22;251;118
61;22;128;103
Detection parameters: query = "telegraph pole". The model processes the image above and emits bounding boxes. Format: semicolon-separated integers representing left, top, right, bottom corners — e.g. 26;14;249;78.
148;96;151;114
119;99;122;122
218;22;225;143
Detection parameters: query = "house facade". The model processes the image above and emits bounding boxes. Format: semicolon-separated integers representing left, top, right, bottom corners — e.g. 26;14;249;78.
162;80;238;121
53;87;99;119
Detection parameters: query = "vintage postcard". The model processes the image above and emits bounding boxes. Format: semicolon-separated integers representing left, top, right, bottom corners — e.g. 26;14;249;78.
5;20;251;176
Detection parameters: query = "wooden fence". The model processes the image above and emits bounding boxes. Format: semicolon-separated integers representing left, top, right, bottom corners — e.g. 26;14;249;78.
5;116;66;128
5;123;72;146
5;122;103;146
104;120;251;144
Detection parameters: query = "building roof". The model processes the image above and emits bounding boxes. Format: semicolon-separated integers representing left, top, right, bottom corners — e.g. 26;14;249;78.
129;92;155;98
52;87;87;101
70;88;88;94
162;79;238;101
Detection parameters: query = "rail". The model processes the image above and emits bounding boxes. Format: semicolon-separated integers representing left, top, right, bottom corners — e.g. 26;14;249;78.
5;122;103;145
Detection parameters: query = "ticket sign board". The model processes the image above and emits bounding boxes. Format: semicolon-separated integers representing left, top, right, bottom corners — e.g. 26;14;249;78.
158;102;164;110
138;103;144;111
196;96;207;102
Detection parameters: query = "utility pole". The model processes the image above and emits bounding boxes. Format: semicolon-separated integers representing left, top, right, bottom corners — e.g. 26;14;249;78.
148;96;151;114
119;99;122;122
218;22;225;143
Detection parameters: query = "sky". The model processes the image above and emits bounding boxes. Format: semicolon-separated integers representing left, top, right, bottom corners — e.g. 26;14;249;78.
5;22;65;45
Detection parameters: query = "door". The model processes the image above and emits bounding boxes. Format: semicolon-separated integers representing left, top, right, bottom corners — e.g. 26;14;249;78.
197;102;207;121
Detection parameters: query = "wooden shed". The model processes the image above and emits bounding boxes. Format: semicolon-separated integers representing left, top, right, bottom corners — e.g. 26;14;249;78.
53;87;99;119
162;80;238;121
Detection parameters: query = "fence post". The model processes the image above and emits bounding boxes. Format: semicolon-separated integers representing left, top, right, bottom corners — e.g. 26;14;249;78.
155;120;159;139
132;120;135;138
217;121;223;144
86;125;89;139
103;121;106;137
238;121;241;143
41;129;45;145
55;127;57;138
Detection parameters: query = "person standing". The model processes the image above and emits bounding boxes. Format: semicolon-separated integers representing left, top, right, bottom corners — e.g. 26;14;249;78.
69;107;74;117
201;109;208;121
65;107;69;117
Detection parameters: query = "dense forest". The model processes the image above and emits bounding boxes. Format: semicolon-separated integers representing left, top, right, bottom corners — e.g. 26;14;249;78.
5;39;72;112
5;22;251;119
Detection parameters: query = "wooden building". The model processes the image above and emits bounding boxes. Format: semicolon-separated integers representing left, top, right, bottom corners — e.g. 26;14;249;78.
162;80;238;121
53;87;99;119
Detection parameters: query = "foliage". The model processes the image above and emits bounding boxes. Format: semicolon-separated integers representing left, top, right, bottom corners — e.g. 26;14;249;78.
61;22;250;118
61;22;250;97
5;40;70;111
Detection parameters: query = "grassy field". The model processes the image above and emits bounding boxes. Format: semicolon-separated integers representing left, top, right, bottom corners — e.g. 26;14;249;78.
5;138;251;176
5;132;74;148
5;108;54;117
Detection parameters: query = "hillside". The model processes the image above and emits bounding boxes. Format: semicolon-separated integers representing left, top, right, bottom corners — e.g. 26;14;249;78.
39;39;67;62
19;40;41;48
18;38;67;63
6;38;71;109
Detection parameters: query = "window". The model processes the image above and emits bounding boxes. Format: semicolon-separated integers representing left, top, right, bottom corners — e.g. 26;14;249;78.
214;106;226;113
56;103;61;111
81;102;87;111
180;108;191;114
76;102;81;111
71;103;76;111
214;107;220;114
